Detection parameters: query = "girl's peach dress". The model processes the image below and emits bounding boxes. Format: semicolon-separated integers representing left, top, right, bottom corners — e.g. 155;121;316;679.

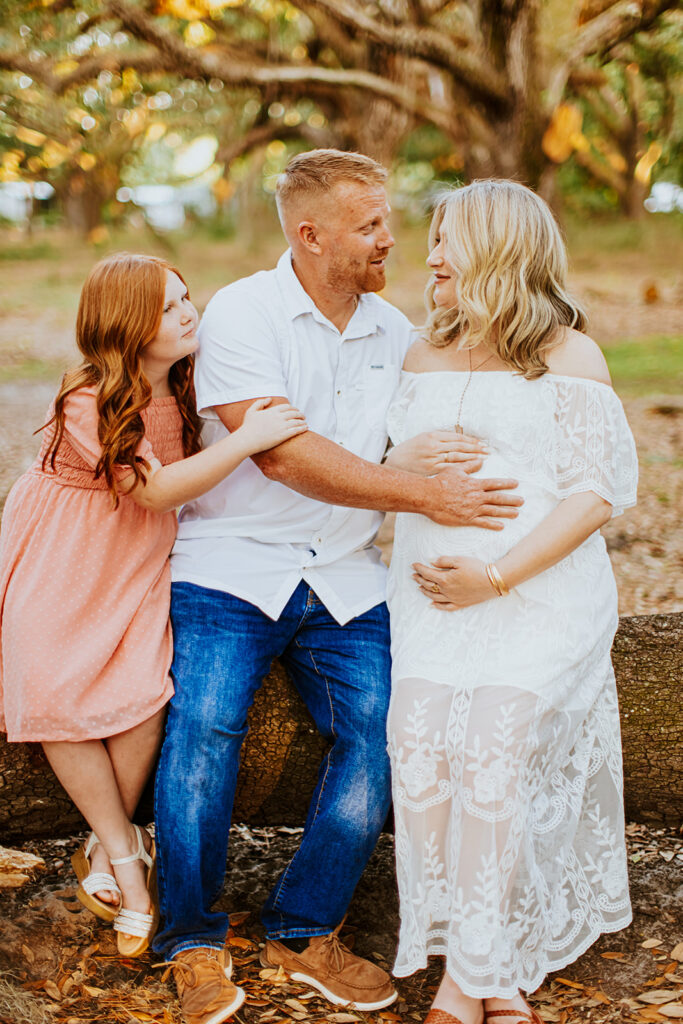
0;386;184;741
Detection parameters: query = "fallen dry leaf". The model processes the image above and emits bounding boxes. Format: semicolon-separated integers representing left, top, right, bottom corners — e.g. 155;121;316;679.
42;978;61;1001
554;978;585;990
81;983;106;997
658;1007;683;1020
229;910;251;926
672;944;683;962
585;988;611;1004
326;1014;361;1022
637;991;683;1005
644;939;666;949
284;998;309;1013
601;950;628;960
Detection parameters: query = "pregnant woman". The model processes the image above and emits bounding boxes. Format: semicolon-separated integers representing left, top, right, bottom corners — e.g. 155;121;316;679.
384;180;637;1024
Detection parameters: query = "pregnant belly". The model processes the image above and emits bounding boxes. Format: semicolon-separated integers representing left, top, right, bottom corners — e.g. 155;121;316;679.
394;470;556;565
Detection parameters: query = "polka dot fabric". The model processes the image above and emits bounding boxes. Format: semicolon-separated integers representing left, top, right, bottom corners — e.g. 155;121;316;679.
0;386;184;741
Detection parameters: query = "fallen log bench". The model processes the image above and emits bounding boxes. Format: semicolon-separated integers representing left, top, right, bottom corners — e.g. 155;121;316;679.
0;612;680;841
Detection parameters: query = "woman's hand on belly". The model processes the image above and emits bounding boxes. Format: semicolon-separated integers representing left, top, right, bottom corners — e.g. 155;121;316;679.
384;430;487;476
412;555;498;610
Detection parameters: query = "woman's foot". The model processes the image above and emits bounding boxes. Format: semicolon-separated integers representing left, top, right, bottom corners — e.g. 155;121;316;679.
430;972;484;1024
88;838;120;906
109;825;154;942
484;993;540;1023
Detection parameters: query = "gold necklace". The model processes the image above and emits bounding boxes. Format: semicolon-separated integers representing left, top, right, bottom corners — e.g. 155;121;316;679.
454;347;496;433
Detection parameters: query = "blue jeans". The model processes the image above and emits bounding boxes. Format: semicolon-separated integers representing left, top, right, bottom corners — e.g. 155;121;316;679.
152;580;392;959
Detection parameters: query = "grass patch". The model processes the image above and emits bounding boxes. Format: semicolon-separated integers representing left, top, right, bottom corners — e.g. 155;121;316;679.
0;358;68;384
604;335;683;395
0;241;58;262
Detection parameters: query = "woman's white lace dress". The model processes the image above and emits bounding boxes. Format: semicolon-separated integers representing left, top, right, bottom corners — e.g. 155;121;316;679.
386;371;638;997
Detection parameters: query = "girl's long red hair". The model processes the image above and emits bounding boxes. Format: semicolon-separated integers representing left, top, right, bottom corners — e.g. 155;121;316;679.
42;253;202;507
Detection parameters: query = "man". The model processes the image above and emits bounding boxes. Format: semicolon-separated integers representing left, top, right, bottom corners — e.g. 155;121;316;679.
152;149;522;1024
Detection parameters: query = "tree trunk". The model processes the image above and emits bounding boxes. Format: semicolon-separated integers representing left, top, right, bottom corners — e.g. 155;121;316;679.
60;174;105;236
0;614;680;841
610;612;682;826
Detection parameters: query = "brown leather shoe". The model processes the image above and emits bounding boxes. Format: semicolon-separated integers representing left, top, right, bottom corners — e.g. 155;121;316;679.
261;926;397;1011
169;946;245;1024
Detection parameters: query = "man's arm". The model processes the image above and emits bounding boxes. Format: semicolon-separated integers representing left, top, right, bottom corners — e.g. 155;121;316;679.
215;398;523;530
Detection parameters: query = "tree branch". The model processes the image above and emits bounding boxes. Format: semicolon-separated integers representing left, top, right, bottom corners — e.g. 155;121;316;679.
574;145;626;194
548;0;679;108
574;82;630;141
105;0;461;138
289;0;510;106
216;120;336;165
0;48;169;95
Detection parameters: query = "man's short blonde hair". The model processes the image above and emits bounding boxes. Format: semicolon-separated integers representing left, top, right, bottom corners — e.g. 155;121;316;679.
276;149;387;216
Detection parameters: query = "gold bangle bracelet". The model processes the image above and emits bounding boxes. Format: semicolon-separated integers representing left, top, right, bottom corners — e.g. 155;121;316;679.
487;562;510;596
485;563;503;597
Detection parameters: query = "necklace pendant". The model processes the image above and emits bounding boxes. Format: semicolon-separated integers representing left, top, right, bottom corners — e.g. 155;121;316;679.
454;424;464;434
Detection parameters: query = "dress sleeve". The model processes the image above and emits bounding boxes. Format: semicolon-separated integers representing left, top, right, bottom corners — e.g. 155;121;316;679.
63;388;156;479
386;373;416;447
194;282;288;419
552;379;638;517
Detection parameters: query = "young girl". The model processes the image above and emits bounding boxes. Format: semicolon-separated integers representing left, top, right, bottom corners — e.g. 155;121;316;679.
384;181;637;1024
0;253;306;957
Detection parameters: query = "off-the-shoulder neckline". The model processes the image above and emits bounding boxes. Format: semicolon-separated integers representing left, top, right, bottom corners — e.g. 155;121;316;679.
401;370;614;390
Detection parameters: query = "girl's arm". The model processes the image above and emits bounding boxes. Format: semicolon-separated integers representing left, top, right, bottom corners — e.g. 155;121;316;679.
123;399;306;514
412;490;611;609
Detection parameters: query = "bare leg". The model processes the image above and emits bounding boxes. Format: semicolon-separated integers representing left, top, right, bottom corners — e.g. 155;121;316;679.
432;971;484;1024
105;708;166;818
42;710;165;927
82;709;166;902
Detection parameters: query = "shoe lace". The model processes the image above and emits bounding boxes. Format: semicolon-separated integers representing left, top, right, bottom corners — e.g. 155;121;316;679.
153;949;223;987
319;931;347;973
153;959;198;985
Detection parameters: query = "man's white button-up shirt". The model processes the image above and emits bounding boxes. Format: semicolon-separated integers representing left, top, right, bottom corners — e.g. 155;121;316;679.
171;250;415;625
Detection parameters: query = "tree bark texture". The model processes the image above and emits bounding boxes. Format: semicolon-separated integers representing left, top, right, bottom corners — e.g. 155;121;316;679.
610;613;682;827
0;614;680;841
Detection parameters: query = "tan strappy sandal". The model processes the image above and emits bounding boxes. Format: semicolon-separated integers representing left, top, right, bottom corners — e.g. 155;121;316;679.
71;832;121;922
484;1007;542;1024
111;824;158;957
424;1011;468;1024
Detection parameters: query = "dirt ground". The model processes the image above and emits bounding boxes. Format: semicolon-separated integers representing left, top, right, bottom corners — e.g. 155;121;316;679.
0;823;681;1024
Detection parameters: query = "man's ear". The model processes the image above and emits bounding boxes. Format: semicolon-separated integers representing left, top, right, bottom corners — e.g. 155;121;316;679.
297;220;323;255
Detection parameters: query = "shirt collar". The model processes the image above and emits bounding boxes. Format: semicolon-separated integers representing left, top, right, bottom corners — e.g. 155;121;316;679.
275;249;385;339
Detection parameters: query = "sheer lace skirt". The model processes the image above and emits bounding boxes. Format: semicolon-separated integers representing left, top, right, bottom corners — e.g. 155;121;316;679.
387;677;632;996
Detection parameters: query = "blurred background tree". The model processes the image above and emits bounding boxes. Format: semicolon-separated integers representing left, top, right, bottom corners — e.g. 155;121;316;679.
0;0;680;235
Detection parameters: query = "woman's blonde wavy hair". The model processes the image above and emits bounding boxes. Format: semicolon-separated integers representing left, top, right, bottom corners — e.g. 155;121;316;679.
424;179;587;379
42;253;202;507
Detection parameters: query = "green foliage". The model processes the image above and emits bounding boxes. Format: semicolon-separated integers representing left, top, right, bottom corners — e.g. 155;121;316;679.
605;336;683;395
558;161;621;216
0;241;57;261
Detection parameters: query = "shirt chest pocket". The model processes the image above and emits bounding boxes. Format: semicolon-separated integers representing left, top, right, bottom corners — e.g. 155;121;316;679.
357;363;399;434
